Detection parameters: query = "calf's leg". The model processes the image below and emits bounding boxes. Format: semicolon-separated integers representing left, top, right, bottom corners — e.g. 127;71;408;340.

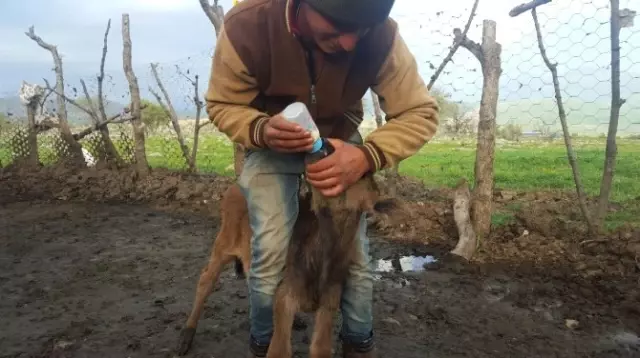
265;283;298;358
310;284;343;358
176;244;235;355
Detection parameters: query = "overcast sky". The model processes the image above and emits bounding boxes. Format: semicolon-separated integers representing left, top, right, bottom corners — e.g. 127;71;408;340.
1;0;638;107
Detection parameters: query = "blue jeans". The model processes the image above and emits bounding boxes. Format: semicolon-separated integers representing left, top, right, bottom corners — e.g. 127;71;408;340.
237;133;374;349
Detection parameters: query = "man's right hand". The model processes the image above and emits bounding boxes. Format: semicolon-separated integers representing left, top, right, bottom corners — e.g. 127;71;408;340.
263;114;315;153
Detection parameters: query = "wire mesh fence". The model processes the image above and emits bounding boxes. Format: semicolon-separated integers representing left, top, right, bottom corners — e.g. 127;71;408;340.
1;0;638;200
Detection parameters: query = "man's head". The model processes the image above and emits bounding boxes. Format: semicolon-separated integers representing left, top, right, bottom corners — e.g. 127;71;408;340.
295;0;395;55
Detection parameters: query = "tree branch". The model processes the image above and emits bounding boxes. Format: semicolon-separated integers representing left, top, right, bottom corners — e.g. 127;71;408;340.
428;0;480;90
34;117;60;134
150;63;194;170
199;0;224;35
175;65;196;86
39;87;54;115
80;79;100;124
454;28;483;63
508;0;552;17
531;8;596;236
43;78;93;117
74;109;135;141
191;74;203;168
97;19;111;124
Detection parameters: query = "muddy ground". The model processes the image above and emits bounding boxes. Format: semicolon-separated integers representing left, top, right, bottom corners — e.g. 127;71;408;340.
1;165;639;357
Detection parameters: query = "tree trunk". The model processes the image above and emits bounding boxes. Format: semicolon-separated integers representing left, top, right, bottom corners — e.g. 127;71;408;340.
26;102;40;166
25;27;85;166
191;75;204;172
122;14;149;177
472;20;501;240
95;19;123;166
50;44;84;165
596;0;625;227
451;178;477;260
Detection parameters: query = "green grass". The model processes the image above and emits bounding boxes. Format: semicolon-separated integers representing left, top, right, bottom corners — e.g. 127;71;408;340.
2;133;639;229
148;135;640;230
399;138;640;203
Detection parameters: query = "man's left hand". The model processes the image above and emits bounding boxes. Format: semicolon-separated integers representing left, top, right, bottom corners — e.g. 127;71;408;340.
305;138;370;197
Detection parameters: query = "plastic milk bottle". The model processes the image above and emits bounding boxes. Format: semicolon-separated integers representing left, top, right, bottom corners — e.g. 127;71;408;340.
281;102;334;162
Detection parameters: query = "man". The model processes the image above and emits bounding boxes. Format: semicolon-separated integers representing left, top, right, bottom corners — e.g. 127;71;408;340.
205;0;439;356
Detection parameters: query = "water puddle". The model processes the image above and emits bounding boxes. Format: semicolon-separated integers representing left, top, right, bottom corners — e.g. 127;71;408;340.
609;331;640;348
596;331;640;351
375;255;437;273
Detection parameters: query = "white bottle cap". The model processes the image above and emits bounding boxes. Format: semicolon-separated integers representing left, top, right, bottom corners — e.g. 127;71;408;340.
281;102;320;142
282;102;309;122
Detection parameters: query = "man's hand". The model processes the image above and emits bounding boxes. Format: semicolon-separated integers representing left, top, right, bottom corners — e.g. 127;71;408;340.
263;114;315;153
305;139;371;197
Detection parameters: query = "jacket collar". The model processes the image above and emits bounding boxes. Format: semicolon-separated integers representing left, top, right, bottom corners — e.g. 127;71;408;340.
285;0;302;36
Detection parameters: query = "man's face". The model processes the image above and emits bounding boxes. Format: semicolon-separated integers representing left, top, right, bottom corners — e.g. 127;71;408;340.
298;3;369;56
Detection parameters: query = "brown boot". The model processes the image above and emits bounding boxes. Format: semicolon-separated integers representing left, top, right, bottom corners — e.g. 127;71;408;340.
342;342;378;358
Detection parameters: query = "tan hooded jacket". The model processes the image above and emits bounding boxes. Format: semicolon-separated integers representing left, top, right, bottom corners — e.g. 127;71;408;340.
205;0;439;171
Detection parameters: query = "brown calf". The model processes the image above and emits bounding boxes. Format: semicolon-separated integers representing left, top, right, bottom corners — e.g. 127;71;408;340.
175;155;396;357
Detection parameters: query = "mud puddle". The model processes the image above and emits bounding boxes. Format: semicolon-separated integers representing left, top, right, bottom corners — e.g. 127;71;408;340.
375;255;437;273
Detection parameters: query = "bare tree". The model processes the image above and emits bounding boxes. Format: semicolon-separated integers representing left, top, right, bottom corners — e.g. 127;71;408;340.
25;26;85;166
509;1;596;236
198;0;246;177
122;14;149;177
63;20;123;166
455;19;502;241
93;19;122;165
596;1;635;227
176;66;209;170
150;63;195;171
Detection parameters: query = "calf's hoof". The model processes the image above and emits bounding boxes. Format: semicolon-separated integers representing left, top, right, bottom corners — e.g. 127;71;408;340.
175;327;196;356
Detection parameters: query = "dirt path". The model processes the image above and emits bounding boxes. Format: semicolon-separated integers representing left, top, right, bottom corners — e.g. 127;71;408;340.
1;199;638;358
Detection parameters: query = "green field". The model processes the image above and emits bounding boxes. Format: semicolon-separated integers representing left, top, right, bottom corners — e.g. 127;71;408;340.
2;133;639;229
144;135;640;200
145;135;640;231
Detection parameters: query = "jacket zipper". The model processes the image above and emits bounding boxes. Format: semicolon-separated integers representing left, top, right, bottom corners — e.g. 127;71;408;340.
305;48;318;115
